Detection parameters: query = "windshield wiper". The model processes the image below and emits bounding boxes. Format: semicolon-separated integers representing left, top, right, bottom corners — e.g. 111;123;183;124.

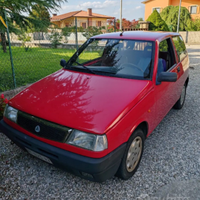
73;61;96;74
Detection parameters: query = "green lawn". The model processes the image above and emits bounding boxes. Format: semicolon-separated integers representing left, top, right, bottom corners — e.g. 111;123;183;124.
0;47;77;92
0;46;101;92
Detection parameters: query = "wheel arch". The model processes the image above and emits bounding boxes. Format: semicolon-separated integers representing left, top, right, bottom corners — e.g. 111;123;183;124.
185;77;189;87
128;121;148;141
136;121;148;138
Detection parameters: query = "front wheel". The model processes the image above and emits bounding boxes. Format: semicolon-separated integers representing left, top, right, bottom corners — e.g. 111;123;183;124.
173;84;186;109
116;128;145;180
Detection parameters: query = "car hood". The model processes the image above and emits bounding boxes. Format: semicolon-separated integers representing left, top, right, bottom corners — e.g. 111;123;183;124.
9;69;152;134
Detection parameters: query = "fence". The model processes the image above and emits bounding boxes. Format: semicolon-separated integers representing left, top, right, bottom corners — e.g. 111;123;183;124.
0;32;79;92
2;17;197;93
1;15;152;93
179;31;200;44
0;19;108;92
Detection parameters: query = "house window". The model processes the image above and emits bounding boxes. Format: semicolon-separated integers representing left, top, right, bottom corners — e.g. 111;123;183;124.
153;7;161;13
82;23;86;28
190;6;197;14
88;19;92;26
97;21;101;27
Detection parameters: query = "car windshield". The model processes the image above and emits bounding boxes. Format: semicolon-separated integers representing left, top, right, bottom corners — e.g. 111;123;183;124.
66;38;154;79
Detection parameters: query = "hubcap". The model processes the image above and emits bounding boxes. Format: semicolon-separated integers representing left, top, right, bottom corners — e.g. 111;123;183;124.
180;86;186;105
126;136;142;172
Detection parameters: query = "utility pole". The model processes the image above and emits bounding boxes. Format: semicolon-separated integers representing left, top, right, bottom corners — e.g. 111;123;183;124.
75;17;78;50
120;0;122;31
177;0;182;32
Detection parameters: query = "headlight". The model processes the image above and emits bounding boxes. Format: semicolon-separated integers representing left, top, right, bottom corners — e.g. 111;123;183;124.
4;105;18;123
67;130;108;152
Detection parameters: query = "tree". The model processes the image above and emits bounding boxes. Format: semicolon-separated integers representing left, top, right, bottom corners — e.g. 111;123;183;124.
18;32;31;51
62;26;84;43
131;19;139;29
107;18;116;32
0;0;67;52
30;4;51;32
147;10;169;31
82;26;105;40
192;18;200;31
122;18;132;28
160;6;192;31
107;18;139;31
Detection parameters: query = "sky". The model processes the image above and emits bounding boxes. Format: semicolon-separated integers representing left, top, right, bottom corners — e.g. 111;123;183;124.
55;0;145;21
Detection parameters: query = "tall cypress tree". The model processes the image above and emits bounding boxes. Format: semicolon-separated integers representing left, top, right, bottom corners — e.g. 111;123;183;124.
161;6;192;32
147;10;169;31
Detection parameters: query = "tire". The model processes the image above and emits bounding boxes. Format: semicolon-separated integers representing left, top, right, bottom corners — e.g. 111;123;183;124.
115;128;145;180
173;84;186;110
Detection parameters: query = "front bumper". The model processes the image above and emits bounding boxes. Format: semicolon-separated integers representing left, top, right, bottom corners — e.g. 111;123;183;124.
0;120;126;182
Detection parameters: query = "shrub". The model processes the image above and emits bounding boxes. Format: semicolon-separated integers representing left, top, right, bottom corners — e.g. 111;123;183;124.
147;10;169;31
18;32;31;52
0;94;8;118
82;26;105;40
191;18;200;31
160;6;193;31
49;30;63;48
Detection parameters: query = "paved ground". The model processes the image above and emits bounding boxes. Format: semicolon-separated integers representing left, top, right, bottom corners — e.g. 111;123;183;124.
0;45;200;200
153;179;200;200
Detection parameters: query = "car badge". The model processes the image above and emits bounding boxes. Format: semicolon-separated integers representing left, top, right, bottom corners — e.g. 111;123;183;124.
35;125;40;133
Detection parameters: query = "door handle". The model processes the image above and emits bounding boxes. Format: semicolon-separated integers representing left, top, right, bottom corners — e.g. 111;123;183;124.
177;66;180;72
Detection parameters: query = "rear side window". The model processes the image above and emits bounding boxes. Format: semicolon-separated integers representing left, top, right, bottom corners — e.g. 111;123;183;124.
159;38;176;71
172;36;187;62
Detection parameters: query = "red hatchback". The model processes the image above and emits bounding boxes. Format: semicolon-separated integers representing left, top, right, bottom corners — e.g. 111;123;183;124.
0;31;189;182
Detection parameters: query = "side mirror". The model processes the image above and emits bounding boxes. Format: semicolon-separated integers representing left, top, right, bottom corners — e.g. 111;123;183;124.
157;72;177;83
60;59;67;68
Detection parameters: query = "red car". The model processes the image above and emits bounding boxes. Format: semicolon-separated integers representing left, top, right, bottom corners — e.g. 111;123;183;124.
0;31;189;182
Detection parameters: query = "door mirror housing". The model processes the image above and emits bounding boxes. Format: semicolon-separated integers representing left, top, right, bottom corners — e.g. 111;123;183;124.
60;59;67;68
157;72;177;84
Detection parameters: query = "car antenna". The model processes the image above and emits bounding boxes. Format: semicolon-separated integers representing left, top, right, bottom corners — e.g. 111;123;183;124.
120;31;124;36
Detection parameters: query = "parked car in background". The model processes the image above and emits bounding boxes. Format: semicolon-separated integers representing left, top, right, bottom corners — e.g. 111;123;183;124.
0;31;189;182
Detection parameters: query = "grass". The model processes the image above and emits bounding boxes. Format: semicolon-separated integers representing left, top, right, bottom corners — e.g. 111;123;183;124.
0;46;78;92
0;46;101;92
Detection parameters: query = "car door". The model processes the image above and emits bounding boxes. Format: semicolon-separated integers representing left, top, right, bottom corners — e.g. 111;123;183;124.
154;37;182;123
171;36;189;94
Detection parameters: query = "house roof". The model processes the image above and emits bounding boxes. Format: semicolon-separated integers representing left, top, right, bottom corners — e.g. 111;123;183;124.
51;10;113;22
142;0;154;4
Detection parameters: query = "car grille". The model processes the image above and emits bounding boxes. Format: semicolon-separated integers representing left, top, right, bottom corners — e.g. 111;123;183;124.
17;111;71;143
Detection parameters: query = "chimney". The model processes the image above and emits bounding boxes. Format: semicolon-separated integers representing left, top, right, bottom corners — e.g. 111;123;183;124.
87;8;92;16
53;14;57;17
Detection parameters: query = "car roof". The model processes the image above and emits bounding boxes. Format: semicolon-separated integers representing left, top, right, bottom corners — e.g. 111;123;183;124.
92;31;180;42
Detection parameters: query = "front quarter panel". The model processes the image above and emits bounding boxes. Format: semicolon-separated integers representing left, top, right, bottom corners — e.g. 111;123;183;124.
106;84;156;152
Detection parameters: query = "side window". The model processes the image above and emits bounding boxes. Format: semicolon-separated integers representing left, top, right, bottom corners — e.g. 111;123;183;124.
159;38;176;71
172;36;187;62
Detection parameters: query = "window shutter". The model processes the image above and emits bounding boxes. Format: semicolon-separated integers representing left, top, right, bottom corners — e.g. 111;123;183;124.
188;6;191;13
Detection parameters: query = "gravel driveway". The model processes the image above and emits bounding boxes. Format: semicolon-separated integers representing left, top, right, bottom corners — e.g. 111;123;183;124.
1;45;200;200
